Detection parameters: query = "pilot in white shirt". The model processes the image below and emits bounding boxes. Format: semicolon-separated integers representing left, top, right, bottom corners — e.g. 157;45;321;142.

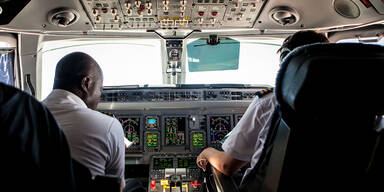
196;30;330;181
43;52;130;188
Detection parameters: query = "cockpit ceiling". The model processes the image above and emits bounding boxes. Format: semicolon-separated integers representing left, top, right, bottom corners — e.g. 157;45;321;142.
0;0;383;34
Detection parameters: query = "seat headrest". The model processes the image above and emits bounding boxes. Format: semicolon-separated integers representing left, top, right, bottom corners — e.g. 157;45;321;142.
275;43;384;115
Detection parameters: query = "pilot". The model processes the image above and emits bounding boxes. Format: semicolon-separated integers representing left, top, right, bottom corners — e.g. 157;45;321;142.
196;31;329;178
43;52;130;189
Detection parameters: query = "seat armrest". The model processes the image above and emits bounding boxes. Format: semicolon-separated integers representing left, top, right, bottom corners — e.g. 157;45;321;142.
210;165;239;192
93;175;121;192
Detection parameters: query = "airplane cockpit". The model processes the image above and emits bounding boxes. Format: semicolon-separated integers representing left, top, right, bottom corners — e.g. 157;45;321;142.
0;0;383;191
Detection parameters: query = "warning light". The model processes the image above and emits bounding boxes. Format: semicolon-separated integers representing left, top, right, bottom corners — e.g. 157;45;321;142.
190;180;201;188
211;11;218;16
198;11;204;16
160;179;169;186
150;179;156;191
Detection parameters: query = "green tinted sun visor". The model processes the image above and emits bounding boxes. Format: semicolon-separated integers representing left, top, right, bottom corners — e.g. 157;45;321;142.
187;38;240;72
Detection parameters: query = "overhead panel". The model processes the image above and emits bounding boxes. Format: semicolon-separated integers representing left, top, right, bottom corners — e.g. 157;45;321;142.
80;0;264;30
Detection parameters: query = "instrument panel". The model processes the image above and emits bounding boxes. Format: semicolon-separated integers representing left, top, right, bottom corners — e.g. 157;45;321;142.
98;86;270;191
80;0;266;30
116;114;237;153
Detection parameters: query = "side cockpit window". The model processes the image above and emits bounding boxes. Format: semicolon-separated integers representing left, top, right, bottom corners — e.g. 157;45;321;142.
0;41;15;86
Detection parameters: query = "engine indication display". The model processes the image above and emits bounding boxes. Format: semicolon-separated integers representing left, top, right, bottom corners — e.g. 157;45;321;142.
191;132;204;147
209;116;232;145
119;117;140;146
145;116;159;129
146;132;159;147
153;158;174;169
164;117;186;146
177;157;197;169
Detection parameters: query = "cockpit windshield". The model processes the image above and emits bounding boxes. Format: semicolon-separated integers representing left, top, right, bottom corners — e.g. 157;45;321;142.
40;38;282;99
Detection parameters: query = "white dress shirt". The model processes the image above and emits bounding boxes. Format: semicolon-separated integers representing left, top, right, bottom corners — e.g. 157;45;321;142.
222;93;276;179
43;89;126;187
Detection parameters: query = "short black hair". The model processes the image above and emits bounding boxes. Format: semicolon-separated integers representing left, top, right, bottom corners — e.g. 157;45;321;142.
278;30;329;61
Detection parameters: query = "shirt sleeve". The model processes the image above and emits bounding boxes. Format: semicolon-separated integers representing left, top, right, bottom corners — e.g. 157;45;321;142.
222;94;275;162
105;118;126;188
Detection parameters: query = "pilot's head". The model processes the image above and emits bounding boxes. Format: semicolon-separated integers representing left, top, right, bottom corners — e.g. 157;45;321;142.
278;30;329;62
53;52;103;110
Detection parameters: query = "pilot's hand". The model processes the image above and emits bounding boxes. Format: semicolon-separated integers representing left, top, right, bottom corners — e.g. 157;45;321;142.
124;137;133;148
196;151;208;172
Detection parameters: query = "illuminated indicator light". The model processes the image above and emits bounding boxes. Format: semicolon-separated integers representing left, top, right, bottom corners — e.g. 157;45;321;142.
101;8;108;13
160;179;169;186
150;179;156;191
190;180;201;188
140;4;145;10
211;11;218;16
198;11;204;16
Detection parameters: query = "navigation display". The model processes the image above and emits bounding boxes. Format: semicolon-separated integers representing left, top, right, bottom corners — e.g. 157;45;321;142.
119;117;140;146
209;116;232;145
177;157;197;169
146;133;159;147
153;158;174;169
164;117;186;146
192;132;204;147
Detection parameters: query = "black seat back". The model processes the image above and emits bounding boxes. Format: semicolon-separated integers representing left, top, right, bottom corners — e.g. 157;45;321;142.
241;43;384;192
276;43;384;191
0;83;76;191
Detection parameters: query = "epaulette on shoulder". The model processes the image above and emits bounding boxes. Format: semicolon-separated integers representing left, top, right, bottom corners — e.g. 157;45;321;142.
255;87;274;98
100;111;116;118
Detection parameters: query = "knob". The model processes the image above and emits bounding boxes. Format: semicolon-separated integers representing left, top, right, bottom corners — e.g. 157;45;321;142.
127;8;133;15
92;8;98;16
111;8;118;15
125;2;131;8
114;15;119;22
145;2;152;8
135;0;141;7
96;15;102;22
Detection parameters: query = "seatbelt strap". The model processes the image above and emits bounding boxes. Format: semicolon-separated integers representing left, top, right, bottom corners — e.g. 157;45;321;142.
260;119;290;192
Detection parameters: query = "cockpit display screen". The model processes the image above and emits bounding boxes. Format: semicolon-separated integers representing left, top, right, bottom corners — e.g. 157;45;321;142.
192;132;204;147
177;157;197;169
119;117;140;146
164;117;186;146
153;158;174;169
146;133;159;147
146;116;159;129
209;116;232;145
